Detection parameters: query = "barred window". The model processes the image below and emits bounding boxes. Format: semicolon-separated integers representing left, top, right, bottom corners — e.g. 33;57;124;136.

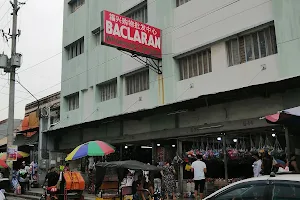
126;70;149;95
66;37;84;60
124;2;148;23
176;0;191;7
178;49;212;80
66;93;79;111
227;25;277;66
69;0;85;13
99;80;117;102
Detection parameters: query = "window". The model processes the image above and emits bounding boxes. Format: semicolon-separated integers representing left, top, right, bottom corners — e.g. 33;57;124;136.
215;183;267;200
178;49;212;80
92;28;101;46
69;0;85;13
126;70;149;95
227;25;277;66
66;37;84;60
124;2;148;23
271;182;300;200
98;80;117;102
176;0;191;7
66;93;79;111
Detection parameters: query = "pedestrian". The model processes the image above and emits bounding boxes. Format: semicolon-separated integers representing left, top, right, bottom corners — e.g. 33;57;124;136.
191;154;207;200
22;161;30;191
17;165;28;194
161;160;176;200
252;153;262;177
43;167;59;188
88;168;95;194
288;154;299;173
261;152;272;175
64;163;70;172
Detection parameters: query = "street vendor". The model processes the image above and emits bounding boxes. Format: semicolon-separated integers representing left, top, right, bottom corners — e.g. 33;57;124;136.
120;169;134;188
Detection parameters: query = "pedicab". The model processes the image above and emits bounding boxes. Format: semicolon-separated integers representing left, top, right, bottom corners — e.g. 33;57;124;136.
62;171;85;200
40;171;85;200
95;160;161;200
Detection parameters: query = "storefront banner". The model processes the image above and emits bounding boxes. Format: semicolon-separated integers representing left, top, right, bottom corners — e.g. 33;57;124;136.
7;145;18;161
101;10;162;59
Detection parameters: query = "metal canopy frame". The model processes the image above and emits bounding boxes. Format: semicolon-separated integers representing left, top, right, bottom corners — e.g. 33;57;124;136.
119;50;162;74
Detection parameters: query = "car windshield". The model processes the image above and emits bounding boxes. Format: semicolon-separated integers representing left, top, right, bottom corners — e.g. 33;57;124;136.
215;183;267;200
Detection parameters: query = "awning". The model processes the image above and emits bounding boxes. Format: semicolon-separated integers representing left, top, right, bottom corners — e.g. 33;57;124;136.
19;111;39;137
265;106;300;125
13;132;38;146
0;137;7;147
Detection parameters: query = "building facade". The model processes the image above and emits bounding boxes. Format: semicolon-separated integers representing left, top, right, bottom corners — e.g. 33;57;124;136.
45;0;300;191
59;0;300;129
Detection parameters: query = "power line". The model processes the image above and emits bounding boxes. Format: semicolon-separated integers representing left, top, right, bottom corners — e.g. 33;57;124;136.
0;7;10;24
176;0;271;39
14;0;242;75
0;0;285;115
0;1;7;10
18;52;62;73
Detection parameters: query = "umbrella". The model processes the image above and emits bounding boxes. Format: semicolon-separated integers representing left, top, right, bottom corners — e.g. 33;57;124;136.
65;140;115;161
0;160;8;168
0;151;29;160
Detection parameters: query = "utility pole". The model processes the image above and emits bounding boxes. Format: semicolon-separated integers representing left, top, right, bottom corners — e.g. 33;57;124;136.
0;0;23;177
6;0;18;179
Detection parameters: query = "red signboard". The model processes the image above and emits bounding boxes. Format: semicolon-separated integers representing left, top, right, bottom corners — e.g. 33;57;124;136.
101;10;162;59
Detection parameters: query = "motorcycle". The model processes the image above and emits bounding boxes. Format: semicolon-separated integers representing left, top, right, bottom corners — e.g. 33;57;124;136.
40;186;58;200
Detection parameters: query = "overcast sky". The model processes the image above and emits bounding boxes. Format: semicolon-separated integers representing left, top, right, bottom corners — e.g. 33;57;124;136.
0;0;63;120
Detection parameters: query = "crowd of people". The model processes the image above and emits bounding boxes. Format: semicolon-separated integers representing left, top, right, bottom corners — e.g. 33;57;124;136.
252;152;299;177
12;161;33;194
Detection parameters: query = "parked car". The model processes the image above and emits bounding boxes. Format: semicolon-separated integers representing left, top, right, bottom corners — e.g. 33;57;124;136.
204;172;300;200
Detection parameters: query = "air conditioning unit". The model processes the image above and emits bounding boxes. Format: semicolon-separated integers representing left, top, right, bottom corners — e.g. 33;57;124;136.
40;107;49;118
0;54;8;69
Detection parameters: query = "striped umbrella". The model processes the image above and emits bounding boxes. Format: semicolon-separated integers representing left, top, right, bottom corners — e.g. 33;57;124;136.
65;140;115;161
0;151;29;160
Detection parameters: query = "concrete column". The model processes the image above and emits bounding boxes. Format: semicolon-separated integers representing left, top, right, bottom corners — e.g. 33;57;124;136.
152;142;157;165
177;139;183;194
223;135;228;183
119;145;123;161
284;126;291;159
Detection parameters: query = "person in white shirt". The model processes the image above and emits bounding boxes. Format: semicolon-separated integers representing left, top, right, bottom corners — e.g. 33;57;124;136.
252;153;262;177
191;154;207;200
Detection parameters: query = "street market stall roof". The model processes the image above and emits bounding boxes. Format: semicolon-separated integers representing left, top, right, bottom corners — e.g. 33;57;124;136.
13;132;38;146
46;76;300;135
265;106;300;125
95;160;160;194
95;160;160;171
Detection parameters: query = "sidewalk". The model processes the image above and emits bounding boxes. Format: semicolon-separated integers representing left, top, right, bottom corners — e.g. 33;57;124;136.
6;187;95;200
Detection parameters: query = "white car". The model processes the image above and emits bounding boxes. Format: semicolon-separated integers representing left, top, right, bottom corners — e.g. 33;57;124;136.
204;173;300;200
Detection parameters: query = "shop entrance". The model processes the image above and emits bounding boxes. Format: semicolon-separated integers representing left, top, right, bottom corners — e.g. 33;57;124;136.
181;125;286;194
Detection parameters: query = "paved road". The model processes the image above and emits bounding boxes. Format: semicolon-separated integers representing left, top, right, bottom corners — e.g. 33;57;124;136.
7;196;29;200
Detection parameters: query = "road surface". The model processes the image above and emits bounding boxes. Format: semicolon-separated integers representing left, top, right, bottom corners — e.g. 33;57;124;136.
7;196;29;200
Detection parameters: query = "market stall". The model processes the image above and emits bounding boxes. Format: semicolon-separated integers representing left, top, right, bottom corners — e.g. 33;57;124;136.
180;127;286;196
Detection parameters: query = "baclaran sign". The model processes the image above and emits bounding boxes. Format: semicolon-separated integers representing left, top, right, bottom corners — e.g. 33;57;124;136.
101;10;162;59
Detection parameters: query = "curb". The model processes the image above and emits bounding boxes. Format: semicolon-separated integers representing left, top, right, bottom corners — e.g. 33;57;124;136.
6;192;40;200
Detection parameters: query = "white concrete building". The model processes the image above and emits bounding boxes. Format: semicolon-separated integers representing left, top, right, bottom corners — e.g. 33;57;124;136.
43;0;300;192
58;0;299;130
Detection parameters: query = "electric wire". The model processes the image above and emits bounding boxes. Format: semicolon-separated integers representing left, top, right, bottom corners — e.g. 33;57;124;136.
0;0;292;116
15;0;243;74
0;1;7;10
